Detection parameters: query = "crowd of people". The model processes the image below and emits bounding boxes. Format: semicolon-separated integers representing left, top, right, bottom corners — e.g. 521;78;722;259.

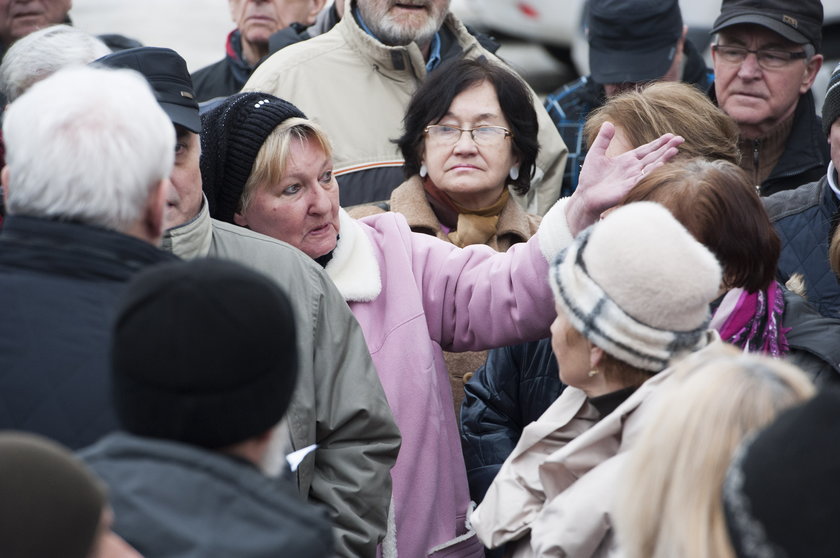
0;0;839;557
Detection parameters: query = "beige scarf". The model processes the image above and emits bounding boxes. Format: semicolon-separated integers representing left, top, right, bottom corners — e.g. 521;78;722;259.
446;189;510;248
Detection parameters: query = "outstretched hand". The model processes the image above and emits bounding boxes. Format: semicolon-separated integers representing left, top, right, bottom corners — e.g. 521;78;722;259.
565;122;684;236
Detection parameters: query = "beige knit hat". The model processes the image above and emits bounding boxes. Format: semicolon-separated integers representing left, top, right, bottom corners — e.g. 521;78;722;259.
550;201;722;371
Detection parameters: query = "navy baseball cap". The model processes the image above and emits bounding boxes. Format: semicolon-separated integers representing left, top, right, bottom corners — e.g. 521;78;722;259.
587;0;683;85
95;47;201;133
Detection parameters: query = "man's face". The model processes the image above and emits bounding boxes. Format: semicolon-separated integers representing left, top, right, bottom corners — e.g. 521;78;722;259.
712;24;822;140
0;0;72;46
357;0;449;47
229;0;321;48
165;127;204;230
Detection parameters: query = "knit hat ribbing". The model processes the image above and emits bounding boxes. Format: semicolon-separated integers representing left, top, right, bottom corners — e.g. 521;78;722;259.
200;92;306;224
550;202;722;371
112;259;298;449
822;62;840;136
0;432;106;558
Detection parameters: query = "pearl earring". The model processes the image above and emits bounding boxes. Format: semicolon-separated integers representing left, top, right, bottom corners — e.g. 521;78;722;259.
420;163;428;178
588;369;599;378
509;165;520;181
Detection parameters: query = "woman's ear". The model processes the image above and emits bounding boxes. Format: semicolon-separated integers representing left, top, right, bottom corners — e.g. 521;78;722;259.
233;211;248;227
590;344;604;371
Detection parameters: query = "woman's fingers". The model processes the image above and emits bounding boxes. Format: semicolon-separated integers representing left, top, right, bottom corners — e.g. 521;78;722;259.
637;135;684;166
588;121;617;158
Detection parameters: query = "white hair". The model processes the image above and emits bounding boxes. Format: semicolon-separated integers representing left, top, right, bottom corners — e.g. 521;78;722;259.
0;24;111;102
3;65;175;232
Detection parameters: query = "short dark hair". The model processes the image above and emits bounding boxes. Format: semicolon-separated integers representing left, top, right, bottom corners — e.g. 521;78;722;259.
396;57;539;195
621;158;779;293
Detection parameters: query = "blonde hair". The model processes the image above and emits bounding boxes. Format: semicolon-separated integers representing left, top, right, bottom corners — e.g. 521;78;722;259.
238;117;333;213
584;81;741;164
614;346;814;558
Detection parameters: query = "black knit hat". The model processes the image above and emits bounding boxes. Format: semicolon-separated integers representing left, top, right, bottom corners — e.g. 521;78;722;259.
723;388;840;558
200;92;306;224
0;432;106;558
823;62;840;136
111;258;299;450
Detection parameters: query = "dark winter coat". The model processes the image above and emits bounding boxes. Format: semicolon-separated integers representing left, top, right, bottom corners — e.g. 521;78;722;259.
0;216;175;449
460;337;564;504
763;173;840;317
191;30;253;103
81;432;334;558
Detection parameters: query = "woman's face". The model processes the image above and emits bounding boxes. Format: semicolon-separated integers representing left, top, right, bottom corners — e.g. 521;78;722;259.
550;302;598;390
421;80;519;210
234;137;340;259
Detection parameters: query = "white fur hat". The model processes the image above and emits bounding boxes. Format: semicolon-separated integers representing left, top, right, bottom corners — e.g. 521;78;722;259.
550;202;722;372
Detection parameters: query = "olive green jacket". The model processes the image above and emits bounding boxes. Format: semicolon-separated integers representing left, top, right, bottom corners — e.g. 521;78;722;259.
162;201;400;558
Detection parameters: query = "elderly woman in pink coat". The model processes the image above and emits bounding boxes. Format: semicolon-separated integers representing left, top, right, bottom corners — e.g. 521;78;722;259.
471;202;725;557
199;92;681;558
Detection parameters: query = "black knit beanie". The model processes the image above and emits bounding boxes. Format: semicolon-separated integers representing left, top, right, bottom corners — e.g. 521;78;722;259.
0;432;106;558
823;62;840;136
723;388;840;558
200;92;306;224
111;258;299;450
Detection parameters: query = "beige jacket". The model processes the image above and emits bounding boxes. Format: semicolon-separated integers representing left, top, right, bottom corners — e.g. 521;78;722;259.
244;0;567;216
162;201;401;558
472;334;722;557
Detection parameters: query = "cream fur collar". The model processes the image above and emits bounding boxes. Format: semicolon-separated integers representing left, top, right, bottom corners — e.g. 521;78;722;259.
325;209;382;302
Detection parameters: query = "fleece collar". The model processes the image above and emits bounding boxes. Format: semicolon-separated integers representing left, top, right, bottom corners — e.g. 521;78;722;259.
325;209;381;302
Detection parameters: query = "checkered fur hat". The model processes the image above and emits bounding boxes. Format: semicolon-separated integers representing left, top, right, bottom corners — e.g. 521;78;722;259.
550;202;722;371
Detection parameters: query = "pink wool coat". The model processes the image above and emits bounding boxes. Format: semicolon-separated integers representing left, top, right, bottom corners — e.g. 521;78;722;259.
325;208;566;558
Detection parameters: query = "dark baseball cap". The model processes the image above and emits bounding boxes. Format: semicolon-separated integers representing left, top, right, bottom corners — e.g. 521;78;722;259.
587;0;683;85
94;47;201;133
711;0;823;53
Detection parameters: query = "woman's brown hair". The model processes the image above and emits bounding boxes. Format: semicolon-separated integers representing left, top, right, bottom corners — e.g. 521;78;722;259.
585;81;740;165
621;159;780;293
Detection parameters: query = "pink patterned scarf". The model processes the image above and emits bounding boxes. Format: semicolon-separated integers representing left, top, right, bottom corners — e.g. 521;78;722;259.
709;281;790;357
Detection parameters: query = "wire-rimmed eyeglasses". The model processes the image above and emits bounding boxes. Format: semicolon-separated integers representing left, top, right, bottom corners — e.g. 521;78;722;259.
424;125;513;147
711;44;808;70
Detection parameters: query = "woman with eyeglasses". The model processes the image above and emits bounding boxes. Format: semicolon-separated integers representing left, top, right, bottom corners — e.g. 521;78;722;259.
198;89;682;558
350;57;542;417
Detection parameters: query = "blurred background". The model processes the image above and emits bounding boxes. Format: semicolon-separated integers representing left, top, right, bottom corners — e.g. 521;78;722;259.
70;0;840;107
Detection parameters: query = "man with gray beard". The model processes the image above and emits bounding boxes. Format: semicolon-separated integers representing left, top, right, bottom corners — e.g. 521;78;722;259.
244;0;568;217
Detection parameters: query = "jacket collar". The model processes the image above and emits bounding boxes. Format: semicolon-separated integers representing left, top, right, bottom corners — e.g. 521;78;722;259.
0;215;175;280
161;195;214;260
325;208;381;302
390;176;536;244
764;91;828;187
338;0;469;81
826;161;840;201
681;39;714;91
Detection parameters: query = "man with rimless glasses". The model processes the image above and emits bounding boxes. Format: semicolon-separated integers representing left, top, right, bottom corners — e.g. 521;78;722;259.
710;0;826;196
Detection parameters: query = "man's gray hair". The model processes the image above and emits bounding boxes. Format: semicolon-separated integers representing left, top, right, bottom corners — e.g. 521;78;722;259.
0;24;111;102
3;66;175;232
